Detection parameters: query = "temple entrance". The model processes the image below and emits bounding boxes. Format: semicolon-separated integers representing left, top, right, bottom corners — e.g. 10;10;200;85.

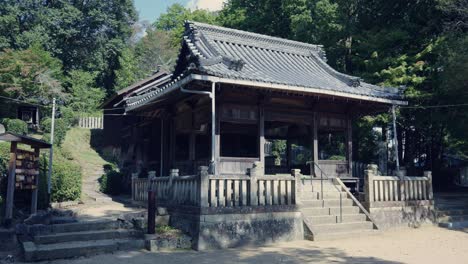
264;121;312;175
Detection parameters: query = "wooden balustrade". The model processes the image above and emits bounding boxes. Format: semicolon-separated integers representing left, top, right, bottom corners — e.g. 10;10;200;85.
131;165;299;209
365;165;433;208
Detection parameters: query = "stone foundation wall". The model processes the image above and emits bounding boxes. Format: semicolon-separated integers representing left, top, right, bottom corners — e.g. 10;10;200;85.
170;210;303;250
370;204;436;230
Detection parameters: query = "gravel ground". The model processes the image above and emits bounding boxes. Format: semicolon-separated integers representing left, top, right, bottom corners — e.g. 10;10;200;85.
18;225;468;264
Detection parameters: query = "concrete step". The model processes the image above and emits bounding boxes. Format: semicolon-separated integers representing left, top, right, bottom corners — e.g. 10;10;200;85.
301;206;361;216
301;192;348;200
28;220;119;235
306;214;367;225
310;229;380;241
313;221;374;233
23;239;145;261
34;229;142;244
301;199;354;208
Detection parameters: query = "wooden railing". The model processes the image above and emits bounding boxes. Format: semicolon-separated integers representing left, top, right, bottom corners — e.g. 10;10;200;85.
78;116;103;129
365;165;433;207
132;163;298;209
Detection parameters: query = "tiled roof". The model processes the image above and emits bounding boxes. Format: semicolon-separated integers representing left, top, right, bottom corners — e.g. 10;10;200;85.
184;21;403;100
125;21;405;111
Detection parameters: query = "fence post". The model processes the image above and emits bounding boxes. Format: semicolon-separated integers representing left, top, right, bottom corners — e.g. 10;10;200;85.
365;164;377;209
424;171;433;200
170;168;179;203
249;161;262;206
131;173;138;201
291;169;301;205
199;166;209;207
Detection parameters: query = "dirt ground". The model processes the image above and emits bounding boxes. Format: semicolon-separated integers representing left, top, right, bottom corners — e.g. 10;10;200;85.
21;225;468;264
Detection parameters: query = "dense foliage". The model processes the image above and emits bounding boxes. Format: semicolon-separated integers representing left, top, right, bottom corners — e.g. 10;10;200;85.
41;118;68;146
1;118;28;134
49;148;82;202
99;169;123;195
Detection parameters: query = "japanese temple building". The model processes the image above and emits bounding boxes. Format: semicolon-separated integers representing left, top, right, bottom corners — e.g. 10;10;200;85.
103;22;436;250
109;21;406;179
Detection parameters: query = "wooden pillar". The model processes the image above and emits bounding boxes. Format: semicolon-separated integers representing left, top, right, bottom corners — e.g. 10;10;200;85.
189;107;196;173
259;104;265;174
5;142;17;225
347;116;353;177
313;112;319;177
31;147;40;214
169;116;175;169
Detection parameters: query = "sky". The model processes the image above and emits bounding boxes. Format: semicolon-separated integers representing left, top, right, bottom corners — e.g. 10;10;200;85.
134;0;224;22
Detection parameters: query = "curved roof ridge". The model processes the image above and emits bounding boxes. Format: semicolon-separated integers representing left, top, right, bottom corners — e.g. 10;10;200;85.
187;21;324;55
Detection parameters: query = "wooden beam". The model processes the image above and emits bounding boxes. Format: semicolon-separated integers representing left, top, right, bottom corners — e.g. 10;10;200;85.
31;147;40;214
4;142;17;225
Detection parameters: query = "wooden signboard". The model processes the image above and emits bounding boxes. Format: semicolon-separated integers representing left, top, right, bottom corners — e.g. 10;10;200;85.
15;149;39;190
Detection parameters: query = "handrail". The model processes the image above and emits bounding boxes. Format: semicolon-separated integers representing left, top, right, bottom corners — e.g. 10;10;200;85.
335;178;379;230
308;161;343;223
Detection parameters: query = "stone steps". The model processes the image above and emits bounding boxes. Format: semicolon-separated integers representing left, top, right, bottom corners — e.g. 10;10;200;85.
310;229;380;241
301;180;376;241
22;220;144;261
23;238;144;261
301;199;354;208
306;214;367;225
300;206;361;215
34;229;142;244
301;191;348;199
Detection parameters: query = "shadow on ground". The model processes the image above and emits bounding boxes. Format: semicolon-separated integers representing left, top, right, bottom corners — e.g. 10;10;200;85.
27;245;402;264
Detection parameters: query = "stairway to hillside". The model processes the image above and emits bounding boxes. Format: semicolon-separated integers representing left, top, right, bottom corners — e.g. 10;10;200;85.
301;179;378;241
82;164;112;203
436;193;468;230
22;220;144;261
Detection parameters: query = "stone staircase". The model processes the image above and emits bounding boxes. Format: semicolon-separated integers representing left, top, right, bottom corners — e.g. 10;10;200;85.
436;193;468;230
22;220;144;261
301;179;378;241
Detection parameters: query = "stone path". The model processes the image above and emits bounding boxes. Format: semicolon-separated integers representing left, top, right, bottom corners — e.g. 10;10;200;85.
16;225;468;264
59;128;145;221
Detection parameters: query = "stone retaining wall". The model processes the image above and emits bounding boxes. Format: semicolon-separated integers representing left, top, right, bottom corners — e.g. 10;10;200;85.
170;210;303;250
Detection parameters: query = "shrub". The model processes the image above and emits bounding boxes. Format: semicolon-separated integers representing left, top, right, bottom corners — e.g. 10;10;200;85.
41;118;69;146
1;118;28;135
99;169;123;195
49;150;82;202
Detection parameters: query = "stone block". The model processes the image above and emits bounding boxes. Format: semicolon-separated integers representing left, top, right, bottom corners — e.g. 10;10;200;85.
146;234;192;252
156;215;170;226
157;207;168;216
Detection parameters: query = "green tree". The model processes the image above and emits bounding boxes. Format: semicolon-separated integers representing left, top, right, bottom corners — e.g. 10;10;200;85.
0;46;64;102
66;70;105;113
155;4;219;47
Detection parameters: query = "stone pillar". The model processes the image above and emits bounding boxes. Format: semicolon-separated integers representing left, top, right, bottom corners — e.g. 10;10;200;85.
148;171;156;191
198;166;209;207
170;169;179;202
249;161;262;206
131;172;138;201
396;166;407;179
364;164;377;209
291;169;301;205
424;171;433;200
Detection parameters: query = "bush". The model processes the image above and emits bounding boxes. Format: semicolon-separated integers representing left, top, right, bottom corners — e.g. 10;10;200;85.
99;169;123;195
1;118;28;135
41;118;69;146
49;149;82;202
